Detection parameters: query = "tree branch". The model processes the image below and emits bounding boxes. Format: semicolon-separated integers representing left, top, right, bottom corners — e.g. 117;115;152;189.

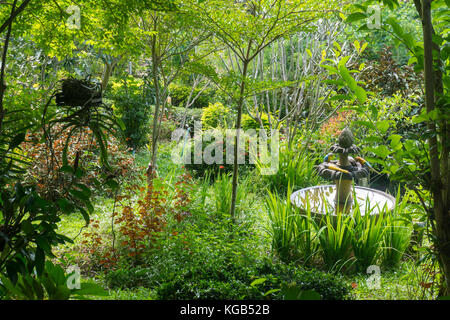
0;0;31;34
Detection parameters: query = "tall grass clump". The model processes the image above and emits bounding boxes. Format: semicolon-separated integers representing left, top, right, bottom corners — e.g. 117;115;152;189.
293;207;320;266
213;173;251;218
351;198;387;273
266;186;320;264
266;188;296;262
382;192;413;268
196;170;212;211
317;210;354;273
257;144;322;193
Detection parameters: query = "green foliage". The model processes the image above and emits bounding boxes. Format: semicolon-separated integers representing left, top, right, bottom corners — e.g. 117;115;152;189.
241;113;271;131
104;213;350;300
109;80;151;149
178;129;255;178
0;261;108;300
11;0;165;60
317;212;354;272
265;187;319;264
351;206;386;273
213;173;252;218
320;53;367;104
0;182;70;280
153;261;350;300
279;284;321;300
201;102;234;129
382;192;414;268
0;54;118;302
265;187;295;262
171;107;203;131
257;142;323;193
359;47;422;96
348;93;428;186
169;83;215;109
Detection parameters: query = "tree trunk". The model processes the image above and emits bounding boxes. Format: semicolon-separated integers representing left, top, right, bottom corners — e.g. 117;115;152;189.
150;33;161;168
0;0;17;133
421;0;450;296
230;60;249;221
101;58;119;92
0;0;30;34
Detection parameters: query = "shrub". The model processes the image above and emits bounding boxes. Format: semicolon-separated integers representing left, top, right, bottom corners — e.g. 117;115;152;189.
176;128;255;178
113;94;151;149
153;118;177;141
153;258;351;300
23;125;135;200
359;46;422;97
103;267;153;289
78;172;193;272
318;110;354;147
107;76;151;150
349;93;426;191
201;102;234;129
169;83;215;109
241;113;271;131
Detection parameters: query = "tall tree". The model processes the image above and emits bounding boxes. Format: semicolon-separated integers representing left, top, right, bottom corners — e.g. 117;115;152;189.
138;5;210;168
418;0;450;296
346;0;450;295
187;0;342;220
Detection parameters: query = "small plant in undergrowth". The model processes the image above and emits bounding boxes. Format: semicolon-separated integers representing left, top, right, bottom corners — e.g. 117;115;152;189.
78;172;193;273
115;183;169;263
201;102;234;129
212;172;253;219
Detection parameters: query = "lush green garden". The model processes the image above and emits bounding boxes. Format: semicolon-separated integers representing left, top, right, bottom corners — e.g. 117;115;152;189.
0;0;449;301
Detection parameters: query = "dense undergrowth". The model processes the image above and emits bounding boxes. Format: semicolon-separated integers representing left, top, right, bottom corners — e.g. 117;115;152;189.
50;144;438;300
